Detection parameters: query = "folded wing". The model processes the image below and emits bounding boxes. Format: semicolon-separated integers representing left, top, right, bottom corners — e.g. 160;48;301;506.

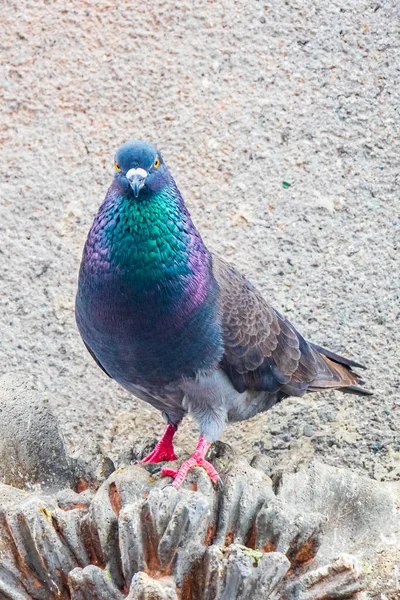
213;255;369;397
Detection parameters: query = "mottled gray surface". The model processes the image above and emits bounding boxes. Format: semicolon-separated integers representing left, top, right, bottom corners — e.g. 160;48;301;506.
277;460;400;596
1;438;376;599
1;0;399;478
0;373;74;490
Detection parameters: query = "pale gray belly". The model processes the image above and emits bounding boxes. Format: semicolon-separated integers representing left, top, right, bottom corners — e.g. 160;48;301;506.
116;368;280;436
179;369;281;441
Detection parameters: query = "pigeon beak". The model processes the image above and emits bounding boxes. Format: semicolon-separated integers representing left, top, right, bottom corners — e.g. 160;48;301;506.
126;168;148;198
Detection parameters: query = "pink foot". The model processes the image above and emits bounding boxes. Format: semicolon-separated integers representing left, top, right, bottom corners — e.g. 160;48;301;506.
161;437;221;489
140;424;178;464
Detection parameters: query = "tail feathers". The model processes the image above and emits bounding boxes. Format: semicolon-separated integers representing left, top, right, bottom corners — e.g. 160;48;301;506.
309;347;371;397
309;342;367;370
337;385;373;396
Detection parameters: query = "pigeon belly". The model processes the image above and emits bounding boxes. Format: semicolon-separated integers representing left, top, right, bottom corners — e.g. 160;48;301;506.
179;369;283;442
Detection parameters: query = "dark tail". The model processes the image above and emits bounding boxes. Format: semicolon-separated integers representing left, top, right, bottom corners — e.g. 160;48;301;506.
310;342;367;370
308;341;372;396
337;384;373;396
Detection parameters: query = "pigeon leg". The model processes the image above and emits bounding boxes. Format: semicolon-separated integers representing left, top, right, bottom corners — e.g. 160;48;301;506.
161;436;221;488
140;424;178;464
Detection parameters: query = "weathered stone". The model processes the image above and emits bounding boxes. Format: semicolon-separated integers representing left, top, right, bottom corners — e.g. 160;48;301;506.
68;565;124;600
250;453;274;478
0;373;73;490
2;374;398;597
4;410;400;600
0;482;29;507
275;554;365;600
85;467;152;590
116;466;215;587
71;444;115;492
51;504;93;568
0;487;36;600
276;459;400;596
202;545;290;599
213;455;275;547
130;437;162;463
127;572;177;600
56;487;94;510
255;498;326;564
0;493;79;599
0;454;370;600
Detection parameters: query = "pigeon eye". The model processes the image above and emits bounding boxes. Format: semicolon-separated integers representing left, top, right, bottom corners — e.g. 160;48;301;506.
114;161;122;172
153;157;160;169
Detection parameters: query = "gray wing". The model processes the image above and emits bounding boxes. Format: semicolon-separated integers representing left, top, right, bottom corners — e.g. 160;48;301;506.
212;255;363;396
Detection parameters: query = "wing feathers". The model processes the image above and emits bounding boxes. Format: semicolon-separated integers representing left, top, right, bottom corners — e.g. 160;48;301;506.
213;255;369;397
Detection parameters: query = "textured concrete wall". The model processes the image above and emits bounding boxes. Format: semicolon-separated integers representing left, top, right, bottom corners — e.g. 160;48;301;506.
1;0;399;476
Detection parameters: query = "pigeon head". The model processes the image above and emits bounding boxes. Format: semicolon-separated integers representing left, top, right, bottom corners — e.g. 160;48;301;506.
113;139;170;198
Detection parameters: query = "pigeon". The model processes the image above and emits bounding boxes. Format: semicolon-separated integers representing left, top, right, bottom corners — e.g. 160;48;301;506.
76;140;370;488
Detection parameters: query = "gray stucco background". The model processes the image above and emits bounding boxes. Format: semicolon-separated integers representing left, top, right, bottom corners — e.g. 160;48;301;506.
1;0;399;478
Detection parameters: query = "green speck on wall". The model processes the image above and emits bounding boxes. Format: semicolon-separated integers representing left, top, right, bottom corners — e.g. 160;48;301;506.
363;561;372;575
237;545;263;563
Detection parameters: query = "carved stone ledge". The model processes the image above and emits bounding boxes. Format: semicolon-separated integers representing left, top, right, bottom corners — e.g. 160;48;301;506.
0;374;398;599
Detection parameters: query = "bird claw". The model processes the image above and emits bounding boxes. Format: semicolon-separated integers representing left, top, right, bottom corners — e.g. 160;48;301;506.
215;475;223;490
139;424;178;464
140;447;178;465
160;467;179;478
161;455;221;489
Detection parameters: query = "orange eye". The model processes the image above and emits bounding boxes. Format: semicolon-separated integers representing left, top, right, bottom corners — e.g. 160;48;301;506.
153;157;160;169
114;161;122;172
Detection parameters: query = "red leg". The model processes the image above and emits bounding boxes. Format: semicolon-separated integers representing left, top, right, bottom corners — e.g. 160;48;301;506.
140;424;178;464
161;437;221;489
